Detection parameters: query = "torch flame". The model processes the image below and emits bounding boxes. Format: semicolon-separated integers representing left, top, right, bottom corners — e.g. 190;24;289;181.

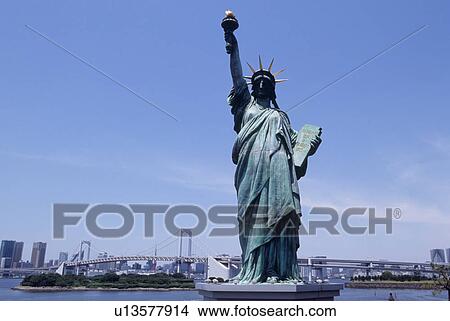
225;10;235;18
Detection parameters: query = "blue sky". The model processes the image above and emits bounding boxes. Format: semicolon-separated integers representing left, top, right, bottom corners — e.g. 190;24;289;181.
1;0;450;263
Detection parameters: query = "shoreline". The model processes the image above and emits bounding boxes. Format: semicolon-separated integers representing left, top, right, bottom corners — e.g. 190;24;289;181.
13;282;441;292
12;286;196;292
347;281;438;290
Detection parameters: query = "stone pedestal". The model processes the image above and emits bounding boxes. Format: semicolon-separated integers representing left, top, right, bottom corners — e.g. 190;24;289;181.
196;283;343;301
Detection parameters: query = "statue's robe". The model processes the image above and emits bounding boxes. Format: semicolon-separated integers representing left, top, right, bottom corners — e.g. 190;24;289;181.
229;79;302;283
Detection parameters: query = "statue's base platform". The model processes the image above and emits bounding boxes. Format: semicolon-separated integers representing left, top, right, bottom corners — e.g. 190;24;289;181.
196;283;343;301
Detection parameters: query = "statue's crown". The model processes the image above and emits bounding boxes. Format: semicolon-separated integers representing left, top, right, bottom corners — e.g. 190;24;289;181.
244;56;287;86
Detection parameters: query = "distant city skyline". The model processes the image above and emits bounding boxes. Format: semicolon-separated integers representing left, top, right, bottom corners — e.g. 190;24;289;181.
2;238;450;267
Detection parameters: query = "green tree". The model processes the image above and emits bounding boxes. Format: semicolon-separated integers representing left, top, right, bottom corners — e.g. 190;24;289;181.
431;263;450;301
101;272;120;283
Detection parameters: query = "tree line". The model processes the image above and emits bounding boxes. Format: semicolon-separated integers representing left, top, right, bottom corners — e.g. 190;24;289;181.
21;272;194;289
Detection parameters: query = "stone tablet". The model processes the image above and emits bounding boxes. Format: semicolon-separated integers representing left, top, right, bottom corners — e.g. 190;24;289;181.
293;124;322;169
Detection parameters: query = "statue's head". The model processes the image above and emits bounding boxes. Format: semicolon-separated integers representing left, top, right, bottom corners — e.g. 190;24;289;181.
251;69;276;99
245;57;287;103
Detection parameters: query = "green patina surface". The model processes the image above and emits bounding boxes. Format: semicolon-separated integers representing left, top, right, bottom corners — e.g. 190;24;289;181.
222;11;322;284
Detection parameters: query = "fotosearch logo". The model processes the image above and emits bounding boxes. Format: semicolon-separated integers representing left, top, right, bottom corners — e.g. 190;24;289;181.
52;203;401;239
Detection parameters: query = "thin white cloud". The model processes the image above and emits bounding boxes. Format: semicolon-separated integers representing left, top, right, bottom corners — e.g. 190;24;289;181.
301;133;450;225
427;134;450;157
0;149;110;169
161;162;235;195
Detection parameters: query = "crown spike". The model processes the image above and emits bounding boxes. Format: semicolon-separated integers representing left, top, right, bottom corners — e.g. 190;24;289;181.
275;79;288;83
246;62;256;73
258;55;263;70
243;76;252;79
268;58;274;72
273;68;286;77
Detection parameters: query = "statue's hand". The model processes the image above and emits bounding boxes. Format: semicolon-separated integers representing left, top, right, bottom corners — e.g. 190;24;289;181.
224;32;237;54
308;135;322;157
224;32;237;45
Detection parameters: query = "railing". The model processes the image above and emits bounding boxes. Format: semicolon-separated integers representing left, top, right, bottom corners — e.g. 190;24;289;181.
64;255;208;267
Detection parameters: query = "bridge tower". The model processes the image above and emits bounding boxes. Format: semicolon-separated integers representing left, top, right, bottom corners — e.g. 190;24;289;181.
76;240;91;275
78;240;91;261
177;229;193;274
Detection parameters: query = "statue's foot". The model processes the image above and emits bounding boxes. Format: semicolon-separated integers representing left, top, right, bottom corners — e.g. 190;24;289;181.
267;276;279;284
285;277;304;285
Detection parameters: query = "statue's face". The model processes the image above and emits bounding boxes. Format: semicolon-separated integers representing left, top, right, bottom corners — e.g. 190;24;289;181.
253;78;274;99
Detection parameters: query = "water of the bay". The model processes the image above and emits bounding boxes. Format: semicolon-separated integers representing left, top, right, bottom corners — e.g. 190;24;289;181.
0;278;447;301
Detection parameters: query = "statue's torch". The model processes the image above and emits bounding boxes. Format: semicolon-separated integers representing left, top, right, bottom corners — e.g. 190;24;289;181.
221;10;239;54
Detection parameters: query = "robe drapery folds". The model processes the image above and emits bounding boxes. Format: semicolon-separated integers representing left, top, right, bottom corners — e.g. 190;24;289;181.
228;80;302;283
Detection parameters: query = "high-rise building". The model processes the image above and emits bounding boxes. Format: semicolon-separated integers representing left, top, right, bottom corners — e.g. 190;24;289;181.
12;242;24;265
31;242;47;268
0;240;16;268
430;248;446;263
446;248;450;263
48;259;60;267
58;252;68;263
0;258;12;269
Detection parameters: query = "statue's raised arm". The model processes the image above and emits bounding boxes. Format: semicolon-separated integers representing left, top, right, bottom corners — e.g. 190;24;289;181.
221;10;251;134
221;11;245;89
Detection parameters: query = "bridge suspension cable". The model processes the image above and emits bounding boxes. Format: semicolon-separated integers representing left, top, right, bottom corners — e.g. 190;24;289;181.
134;235;176;256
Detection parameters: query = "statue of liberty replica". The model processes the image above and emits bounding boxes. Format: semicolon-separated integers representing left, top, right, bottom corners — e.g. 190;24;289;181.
222;10;322;284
